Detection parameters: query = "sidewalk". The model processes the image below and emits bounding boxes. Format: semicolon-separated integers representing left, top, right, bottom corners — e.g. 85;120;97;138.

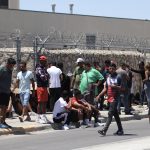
0;105;148;136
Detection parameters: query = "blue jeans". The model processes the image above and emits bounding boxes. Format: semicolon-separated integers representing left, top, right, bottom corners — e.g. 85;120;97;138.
118;90;130;113
19;92;30;106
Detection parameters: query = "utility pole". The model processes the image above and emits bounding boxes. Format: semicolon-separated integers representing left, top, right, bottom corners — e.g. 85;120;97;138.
16;36;21;72
33;37;38;71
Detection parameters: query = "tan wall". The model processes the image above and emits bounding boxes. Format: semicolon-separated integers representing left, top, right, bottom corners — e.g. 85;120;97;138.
0;9;150;38
9;0;19;9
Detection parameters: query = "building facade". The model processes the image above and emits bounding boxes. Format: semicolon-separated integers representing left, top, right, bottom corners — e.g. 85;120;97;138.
0;0;19;9
0;8;150;49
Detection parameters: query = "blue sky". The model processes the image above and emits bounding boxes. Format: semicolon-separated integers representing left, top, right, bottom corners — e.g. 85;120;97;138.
20;0;150;20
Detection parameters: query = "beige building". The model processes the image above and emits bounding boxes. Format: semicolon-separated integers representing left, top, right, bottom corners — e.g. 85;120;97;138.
0;0;19;9
0;8;150;49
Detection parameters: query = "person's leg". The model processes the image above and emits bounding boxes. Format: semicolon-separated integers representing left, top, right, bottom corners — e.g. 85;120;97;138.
98;102;114;135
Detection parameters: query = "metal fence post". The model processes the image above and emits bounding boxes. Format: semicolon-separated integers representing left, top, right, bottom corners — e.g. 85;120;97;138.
16;36;21;72
33;37;38;71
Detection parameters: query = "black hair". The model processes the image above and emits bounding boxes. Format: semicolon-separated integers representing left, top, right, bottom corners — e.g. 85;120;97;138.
73;89;81;97
110;63;117;68
7;58;16;65
57;62;63;70
20;61;27;66
61;90;69;99
84;62;91;67
105;60;111;65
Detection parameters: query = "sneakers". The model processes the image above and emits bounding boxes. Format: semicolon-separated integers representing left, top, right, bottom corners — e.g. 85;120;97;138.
94;122;105;127
113;130;124;136
98;129;106;136
24;116;31;122
18;116;24;122
3;122;12;128
0;123;9;129
62;124;69;130
36;115;51;124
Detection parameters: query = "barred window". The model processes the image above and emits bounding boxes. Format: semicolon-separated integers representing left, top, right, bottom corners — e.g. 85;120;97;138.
86;35;96;49
0;0;8;8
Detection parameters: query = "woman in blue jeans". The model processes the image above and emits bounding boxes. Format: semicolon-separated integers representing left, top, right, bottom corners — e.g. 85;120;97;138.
143;63;150;123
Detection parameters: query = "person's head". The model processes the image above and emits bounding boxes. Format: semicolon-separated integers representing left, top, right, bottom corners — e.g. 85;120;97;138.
76;58;84;67
121;63;127;70
50;61;57;66
138;61;145;69
73;89;82;99
19;61;27;72
6;58;16;70
105;60;111;67
145;63;150;71
109;63;117;75
39;55;47;66
57;62;63;71
84;62;91;72
61;90;69;101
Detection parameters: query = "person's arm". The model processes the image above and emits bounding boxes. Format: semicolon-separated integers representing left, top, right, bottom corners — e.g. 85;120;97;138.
95;82;107;100
12;79;19;93
143;71;149;82
130;68;143;74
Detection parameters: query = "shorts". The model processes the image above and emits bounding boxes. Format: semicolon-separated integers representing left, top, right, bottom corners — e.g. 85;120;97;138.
0;92;10;106
37;87;48;102
20;92;30;106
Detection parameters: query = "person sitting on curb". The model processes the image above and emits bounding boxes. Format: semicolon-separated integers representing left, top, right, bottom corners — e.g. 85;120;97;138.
96;63;124;136
70;89;92;127
53;90;79;130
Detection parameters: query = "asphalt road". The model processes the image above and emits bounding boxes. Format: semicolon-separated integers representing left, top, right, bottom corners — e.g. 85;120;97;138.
0;119;150;150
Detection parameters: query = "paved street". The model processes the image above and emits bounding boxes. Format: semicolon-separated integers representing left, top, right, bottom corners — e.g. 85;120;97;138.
0;119;150;150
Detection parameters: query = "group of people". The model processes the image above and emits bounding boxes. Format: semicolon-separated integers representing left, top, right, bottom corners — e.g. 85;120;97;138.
0;56;150;136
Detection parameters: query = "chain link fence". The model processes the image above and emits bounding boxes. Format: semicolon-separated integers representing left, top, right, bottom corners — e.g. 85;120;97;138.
0;28;150;69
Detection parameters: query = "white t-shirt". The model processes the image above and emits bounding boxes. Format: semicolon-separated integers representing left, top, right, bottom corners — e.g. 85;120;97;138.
17;70;34;93
53;97;67;118
47;66;62;88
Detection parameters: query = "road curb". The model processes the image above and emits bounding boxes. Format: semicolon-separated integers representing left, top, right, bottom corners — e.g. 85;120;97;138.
0;114;148;136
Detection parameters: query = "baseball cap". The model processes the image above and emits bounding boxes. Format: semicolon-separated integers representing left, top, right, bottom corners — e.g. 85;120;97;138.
39;55;47;61
76;58;84;63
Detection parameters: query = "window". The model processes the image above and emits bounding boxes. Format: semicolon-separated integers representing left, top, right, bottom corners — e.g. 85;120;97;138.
86;35;96;49
0;0;8;8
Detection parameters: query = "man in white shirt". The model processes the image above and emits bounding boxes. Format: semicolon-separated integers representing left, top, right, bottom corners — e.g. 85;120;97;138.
53;90;75;130
47;62;62;111
13;61;35;122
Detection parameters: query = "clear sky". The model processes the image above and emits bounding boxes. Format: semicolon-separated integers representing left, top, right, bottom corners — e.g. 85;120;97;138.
20;0;150;20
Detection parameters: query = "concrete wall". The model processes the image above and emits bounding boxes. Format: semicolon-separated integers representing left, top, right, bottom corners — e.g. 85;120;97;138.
9;0;19;9
0;9;150;38
0;48;144;94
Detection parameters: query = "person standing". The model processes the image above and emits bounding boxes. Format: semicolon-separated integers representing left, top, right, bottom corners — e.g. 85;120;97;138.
116;63;131;115
47;62;62;111
36;55;50;124
0;58;16;128
79;62;104;105
12;61;35;122
96;63;124;136
71;58;85;90
143;63;150;123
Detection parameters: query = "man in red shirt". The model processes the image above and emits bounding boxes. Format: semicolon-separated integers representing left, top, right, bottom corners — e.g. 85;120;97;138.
96;63;124;136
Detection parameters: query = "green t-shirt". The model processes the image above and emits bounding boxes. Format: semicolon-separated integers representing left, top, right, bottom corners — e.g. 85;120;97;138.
0;66;12;94
73;66;84;89
79;68;104;94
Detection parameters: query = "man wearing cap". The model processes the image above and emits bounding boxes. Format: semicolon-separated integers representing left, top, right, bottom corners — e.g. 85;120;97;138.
71;58;85;90
35;55;50;124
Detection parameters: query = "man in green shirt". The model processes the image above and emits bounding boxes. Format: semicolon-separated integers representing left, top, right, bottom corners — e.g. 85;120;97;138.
79;62;104;104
